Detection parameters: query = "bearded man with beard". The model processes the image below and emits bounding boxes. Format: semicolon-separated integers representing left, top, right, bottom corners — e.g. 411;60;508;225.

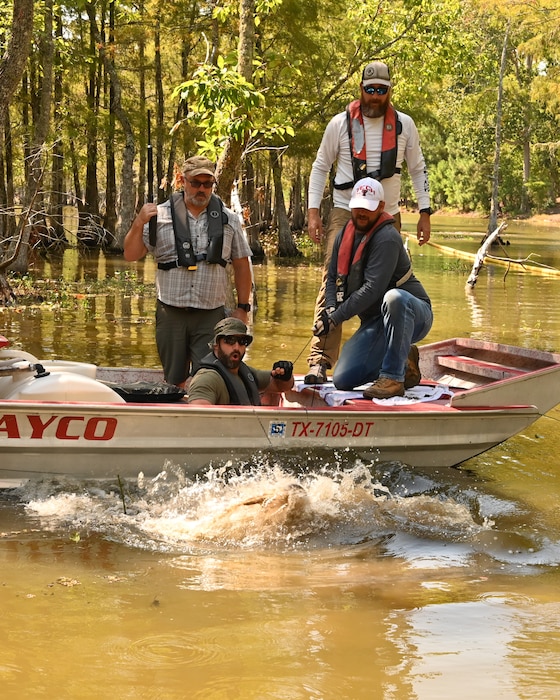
305;61;432;386
186;318;294;405
124;156;252;389
313;178;433;399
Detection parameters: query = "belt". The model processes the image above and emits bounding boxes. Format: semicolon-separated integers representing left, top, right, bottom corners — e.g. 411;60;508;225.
158;253;207;270
158;301;223;313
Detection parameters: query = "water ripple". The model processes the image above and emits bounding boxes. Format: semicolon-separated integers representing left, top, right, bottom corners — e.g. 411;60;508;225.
127;632;223;668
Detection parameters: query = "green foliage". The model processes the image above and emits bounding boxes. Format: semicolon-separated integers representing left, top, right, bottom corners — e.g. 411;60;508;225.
526;178;554;211
172;55;294;158
3;0;560;229
429;156;491;213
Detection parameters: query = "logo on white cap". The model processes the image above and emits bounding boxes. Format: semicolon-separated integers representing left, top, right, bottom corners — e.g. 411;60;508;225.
349;177;385;212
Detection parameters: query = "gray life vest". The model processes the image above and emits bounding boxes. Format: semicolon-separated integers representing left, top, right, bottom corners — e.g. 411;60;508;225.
158;192;228;270
198;352;261;405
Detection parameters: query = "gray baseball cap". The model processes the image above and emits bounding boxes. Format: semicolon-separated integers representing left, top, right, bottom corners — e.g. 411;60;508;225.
362;61;391;87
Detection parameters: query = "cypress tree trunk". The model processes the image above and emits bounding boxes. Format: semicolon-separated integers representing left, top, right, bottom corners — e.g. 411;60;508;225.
84;2;100;220
215;0;255;204
49;9;67;246
11;0;53;272
96;22;136;250
271;151;300;258
487;20;510;238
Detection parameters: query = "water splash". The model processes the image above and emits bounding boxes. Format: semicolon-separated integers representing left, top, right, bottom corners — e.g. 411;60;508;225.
15;456;482;555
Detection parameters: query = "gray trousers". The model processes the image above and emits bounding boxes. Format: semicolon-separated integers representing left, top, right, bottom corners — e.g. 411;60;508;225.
156;301;225;385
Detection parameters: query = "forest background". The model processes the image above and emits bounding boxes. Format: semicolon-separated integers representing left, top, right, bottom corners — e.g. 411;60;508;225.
0;0;559;276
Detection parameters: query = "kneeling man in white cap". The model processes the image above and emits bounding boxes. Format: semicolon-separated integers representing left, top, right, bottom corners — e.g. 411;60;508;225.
312;178;433;399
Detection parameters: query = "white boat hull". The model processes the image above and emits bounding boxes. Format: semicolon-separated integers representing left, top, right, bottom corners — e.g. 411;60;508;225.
1;337;559;483
0;400;543;480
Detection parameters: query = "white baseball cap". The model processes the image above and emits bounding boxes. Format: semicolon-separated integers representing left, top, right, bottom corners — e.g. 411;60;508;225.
349;178;385;212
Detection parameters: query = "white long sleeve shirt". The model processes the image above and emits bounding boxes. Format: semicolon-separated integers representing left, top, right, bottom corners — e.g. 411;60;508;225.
308;108;430;215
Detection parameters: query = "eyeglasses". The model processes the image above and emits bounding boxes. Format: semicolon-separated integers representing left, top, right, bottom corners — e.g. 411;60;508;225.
221;335;252;346
186;179;214;189
363;85;389;96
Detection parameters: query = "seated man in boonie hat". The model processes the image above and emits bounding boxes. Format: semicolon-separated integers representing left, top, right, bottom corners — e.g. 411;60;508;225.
187;317;294;405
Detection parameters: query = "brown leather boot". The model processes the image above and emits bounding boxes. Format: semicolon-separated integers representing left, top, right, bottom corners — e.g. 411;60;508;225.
304;363;328;385
363;377;405;399
404;345;421;389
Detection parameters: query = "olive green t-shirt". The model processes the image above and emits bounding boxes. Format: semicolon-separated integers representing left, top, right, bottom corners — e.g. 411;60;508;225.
186;365;271;405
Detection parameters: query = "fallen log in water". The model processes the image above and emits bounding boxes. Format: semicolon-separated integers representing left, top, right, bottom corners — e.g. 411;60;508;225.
466;223;508;287
402;230;560;279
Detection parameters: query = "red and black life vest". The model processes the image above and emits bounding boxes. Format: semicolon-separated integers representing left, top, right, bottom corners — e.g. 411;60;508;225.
335;213;411;305
333;101;402;190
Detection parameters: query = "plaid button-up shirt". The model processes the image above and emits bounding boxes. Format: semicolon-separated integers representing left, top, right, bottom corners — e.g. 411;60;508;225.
143;197;252;309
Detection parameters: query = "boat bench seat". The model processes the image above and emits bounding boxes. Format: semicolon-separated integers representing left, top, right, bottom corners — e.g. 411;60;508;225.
437;354;527;380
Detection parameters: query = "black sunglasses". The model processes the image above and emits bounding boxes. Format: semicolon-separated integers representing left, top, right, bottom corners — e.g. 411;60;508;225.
186;179;214;189
363;85;389;95
221;335;252;346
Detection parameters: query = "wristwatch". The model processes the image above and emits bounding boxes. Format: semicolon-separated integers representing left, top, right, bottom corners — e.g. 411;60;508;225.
419;207;433;215
237;303;251;312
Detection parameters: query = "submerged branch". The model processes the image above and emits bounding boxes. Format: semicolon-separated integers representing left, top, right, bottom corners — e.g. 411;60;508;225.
466;223;508;287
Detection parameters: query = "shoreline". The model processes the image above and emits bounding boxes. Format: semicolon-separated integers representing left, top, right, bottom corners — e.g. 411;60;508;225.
421;207;560;227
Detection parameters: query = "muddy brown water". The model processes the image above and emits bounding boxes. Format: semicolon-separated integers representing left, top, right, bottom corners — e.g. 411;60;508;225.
1;215;560;699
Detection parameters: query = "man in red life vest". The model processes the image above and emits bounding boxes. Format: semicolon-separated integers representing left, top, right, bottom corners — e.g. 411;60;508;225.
306;61;432;385
313;178;433;399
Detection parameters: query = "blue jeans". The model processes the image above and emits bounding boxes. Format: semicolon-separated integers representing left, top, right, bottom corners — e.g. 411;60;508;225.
332;289;433;390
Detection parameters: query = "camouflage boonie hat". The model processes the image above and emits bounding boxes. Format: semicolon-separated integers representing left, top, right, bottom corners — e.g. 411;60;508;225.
212;318;253;345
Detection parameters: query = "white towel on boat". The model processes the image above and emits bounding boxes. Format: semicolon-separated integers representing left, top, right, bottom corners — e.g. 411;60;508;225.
295;381;452;407
369;384;453;406
294;381;363;405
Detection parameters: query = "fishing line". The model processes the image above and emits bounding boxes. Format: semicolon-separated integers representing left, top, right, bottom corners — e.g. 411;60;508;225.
251;338;315;453
254;328;328;442
309;329;330;408
291;335;314;366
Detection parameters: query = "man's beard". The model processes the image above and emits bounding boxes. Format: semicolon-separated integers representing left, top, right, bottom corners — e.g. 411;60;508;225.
185;190;212;209
360;98;389;119
217;347;242;370
352;212;377;233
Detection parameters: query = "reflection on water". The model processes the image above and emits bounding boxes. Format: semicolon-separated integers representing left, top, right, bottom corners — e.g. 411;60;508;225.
4;220;560;371
3;454;560;698
2;217;560;698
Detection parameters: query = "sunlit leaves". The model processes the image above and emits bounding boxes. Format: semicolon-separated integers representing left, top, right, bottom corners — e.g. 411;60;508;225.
171;54;294;159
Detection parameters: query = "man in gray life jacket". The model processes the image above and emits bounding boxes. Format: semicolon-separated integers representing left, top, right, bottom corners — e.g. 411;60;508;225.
306;60;432;385
314;178;433;400
187;318;294;405
124;156;252;388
